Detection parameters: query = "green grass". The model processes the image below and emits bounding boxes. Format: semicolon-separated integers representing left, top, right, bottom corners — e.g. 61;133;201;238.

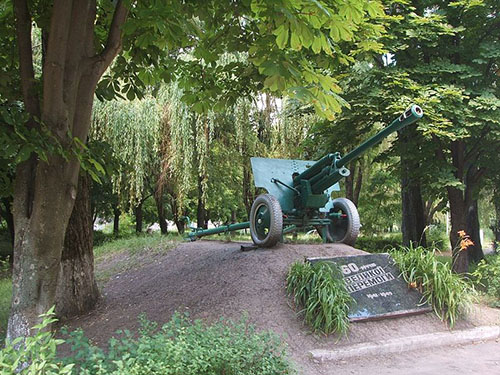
94;232;181;285
286;261;353;335
391;247;477;327
202;229;324;244
0;278;12;342
94;232;182;259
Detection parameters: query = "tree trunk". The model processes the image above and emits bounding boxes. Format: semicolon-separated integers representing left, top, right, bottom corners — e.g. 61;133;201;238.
466;199;483;263
9;0;128;339
492;191;500;252
448;187;469;273
56;173;99;319
345;161;355;203
399;127;427;248
135;201;143;233
197;175;207;229
113;205;120;235
168;188;185;234
154;193;168;234
9;157;80;339
243;161;253;216
353;162;363;207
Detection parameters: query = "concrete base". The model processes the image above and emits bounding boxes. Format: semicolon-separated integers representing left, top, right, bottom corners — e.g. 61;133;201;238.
310;325;500;363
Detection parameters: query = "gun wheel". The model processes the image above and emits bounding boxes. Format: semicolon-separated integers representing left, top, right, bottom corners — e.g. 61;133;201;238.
250;194;283;248
326;198;360;246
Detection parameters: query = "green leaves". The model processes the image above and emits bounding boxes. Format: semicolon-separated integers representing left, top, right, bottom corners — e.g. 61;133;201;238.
391;247;477;328
286;261;353;334
63;313;293;375
0;308;73;375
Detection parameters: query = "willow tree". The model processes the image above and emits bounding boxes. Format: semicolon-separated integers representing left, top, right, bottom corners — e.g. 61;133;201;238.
5;0;386;339
92;97;163;232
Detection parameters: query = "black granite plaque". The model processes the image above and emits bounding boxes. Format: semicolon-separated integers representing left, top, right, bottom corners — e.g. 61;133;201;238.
307;253;431;322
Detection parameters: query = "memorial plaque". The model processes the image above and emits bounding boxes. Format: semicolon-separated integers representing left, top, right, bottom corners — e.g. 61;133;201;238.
307;253;431;322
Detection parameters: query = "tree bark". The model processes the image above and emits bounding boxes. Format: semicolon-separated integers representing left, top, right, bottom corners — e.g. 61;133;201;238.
448;186;469;273
353;162;363;207
399;127;427;248
466;199;483;263
243;160;253;216
56;173;99;319
154;193;168;234
492;190;500;252
345;161;355;203
113;205;120;235
135;201;143;233
8;0;128;339
197;174;207;229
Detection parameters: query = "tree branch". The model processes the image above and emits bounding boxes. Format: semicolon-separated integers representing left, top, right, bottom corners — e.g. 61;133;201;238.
13;0;40;121
95;0;129;77
43;0;73;130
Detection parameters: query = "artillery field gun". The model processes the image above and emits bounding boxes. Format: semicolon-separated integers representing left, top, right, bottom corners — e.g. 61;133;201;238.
187;105;423;247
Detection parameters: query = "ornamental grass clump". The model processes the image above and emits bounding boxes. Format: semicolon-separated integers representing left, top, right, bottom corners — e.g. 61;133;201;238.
390;247;477;327
286;261;353;335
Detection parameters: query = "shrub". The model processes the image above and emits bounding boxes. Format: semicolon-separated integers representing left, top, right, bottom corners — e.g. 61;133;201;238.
473;254;500;307
356;234;402;253
64;313;294;375
390;247;477;327
0;277;12;342
0;308;73;375
286;261;353;335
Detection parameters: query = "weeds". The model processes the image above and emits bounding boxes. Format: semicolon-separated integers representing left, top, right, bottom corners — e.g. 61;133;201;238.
472;254;500;307
64;313;294;375
0;308;73;375
391;247;477;327
286;261;353;335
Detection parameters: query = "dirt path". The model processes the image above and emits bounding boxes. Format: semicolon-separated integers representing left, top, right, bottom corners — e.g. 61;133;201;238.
61;240;500;374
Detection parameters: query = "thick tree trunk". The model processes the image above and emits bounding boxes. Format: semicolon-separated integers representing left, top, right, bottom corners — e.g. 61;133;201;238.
399;127;427;248
56;173;99;319
135;201;143;233
154;193;168;234
9;158;80;339
8;0;128;339
113;205;120;235
448;187;469;273
466;199;483;263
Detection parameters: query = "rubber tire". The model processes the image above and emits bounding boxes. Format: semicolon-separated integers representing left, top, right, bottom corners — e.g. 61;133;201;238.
326;197;360;246
250;194;283;248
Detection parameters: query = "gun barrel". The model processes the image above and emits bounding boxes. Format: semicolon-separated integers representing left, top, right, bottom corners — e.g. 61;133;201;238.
336;104;423;168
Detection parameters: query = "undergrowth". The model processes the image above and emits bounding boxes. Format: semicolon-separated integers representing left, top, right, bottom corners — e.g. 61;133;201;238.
0;277;11;343
473;254;500;307
2;310;293;375
390;247;477;327
0;308;73;375
286;261;353;335
64;313;294;375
